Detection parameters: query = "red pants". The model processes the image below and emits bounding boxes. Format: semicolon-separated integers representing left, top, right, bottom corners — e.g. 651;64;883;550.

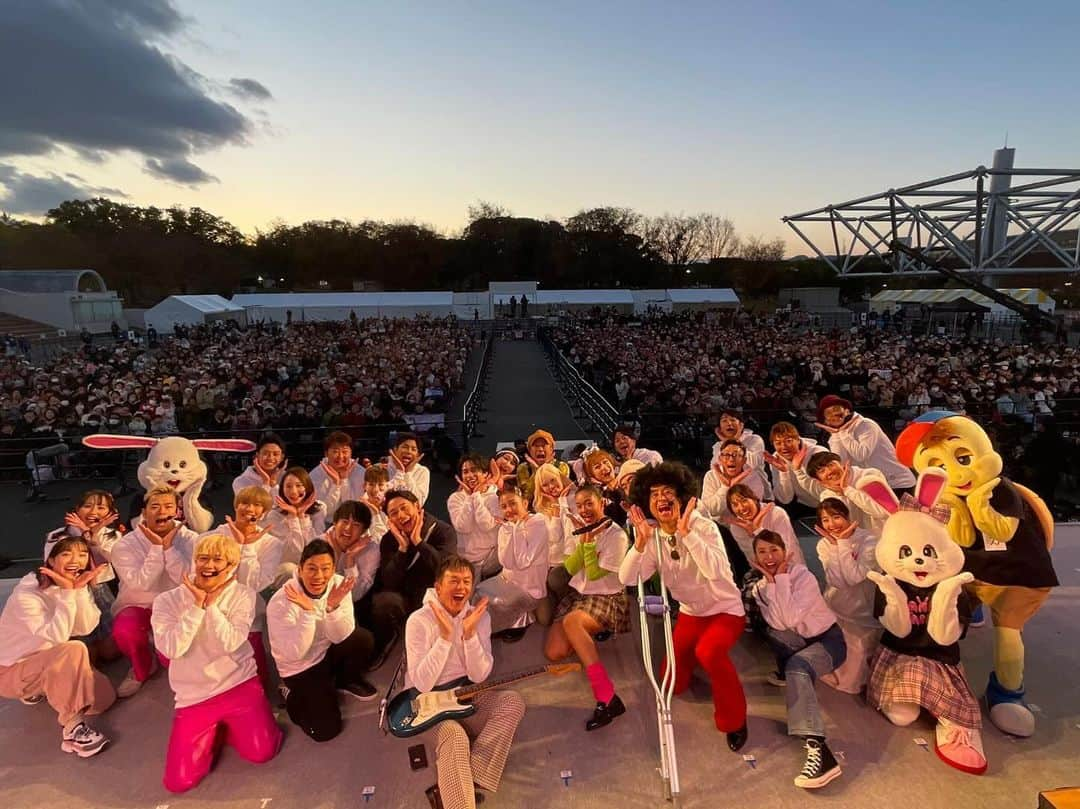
163;677;282;793
667;611;747;733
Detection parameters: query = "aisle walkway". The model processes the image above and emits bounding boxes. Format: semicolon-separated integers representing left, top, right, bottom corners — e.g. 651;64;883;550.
472;336;586;454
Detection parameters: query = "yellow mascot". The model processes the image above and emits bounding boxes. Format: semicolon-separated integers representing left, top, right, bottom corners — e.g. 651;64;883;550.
895;411;1057;737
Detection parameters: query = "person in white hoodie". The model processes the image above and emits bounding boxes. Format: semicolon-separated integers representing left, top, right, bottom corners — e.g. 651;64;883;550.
267;467;325;584
816;395;916;492
210;485;283;688
765;421;828;514
612;423;663;470
813;498;881;694
701;439;765;522
44;488;124;662
447;453;502;581
620;462;750;753
0;538;114;758
747;530;846;790
726;484;806;567
387;432;430;506
475;486;550;639
405;555;525;809
151;533;282;793
232;432;288;496
267;539;376;742
111;486;199;698
795;451;892;534
710;408;767;487
309;431;365;530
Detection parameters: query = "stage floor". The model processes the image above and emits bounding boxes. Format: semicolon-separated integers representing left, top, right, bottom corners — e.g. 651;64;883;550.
1;528;1077;809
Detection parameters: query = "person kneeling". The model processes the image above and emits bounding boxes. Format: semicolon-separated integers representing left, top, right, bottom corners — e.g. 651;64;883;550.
543;485;630;731
748;531;846;789
0;538;115;757
152;534;282;793
268;540;376;742
407;556;525;809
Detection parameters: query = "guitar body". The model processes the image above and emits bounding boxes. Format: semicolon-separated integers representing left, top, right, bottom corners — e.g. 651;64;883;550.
388;678;476;738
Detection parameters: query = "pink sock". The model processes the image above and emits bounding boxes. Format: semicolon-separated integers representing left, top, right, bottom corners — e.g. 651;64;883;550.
586;662;615;705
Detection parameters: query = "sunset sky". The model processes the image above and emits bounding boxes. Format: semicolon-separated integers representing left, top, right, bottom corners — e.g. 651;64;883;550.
3;1;1079;251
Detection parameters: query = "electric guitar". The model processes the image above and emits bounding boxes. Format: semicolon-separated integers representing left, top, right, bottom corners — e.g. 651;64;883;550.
387;663;580;738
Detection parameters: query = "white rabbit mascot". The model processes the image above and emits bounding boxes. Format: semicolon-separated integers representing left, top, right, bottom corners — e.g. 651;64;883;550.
82;434;256;533
859;468;987;775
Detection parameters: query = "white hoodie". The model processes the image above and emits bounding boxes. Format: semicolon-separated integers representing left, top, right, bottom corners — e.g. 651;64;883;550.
494;514;550;600
700;468;765;522
310;460;366;529
151;579;258;708
232;465;278;496
619;511;744;618
111;522;197;613
815;527;880;630
711;429;771;498
769;438;827;507
405;588;493;692
827;413;916;490
447;485;501;565
751;563;837;639
389;462;431;507
794;465;892;534
0;574;100;666
44;524;123;585
266;572;356;679
561;518;628;596
265;507;322;568
726;502;806;567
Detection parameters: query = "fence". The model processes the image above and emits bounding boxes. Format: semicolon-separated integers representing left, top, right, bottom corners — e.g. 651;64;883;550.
538;326;620;439
462;332;495;451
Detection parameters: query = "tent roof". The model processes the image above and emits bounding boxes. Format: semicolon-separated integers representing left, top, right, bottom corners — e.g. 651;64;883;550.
666;288;740;304
0;269;107;293
871;288;1053;307
493;290;634;305
232;292;454;308
161;295;244;313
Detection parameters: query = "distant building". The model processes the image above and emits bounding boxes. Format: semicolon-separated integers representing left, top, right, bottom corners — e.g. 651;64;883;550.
0;269;123;335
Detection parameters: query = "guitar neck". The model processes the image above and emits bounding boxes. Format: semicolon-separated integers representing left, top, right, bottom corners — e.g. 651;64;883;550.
455;665;551;700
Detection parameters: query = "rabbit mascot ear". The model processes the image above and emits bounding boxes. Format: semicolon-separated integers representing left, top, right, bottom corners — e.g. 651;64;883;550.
82;434;256;533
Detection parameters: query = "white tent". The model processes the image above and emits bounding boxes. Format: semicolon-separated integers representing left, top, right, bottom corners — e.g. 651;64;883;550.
666;288;741;311
144;295;246;333
231;292;455;322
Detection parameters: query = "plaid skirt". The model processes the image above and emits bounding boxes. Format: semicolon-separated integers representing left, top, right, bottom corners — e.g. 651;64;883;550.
554;591;631;635
867;647;981;729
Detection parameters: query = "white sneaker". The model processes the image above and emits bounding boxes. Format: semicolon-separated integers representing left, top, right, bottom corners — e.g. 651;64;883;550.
117;658;158;698
20;693;45;705
61;722;110;758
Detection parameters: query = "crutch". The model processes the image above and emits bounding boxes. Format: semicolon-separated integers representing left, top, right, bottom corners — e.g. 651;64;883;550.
637;529;680;805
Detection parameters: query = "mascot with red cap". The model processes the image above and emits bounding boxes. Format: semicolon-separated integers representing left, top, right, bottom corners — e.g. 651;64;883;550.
895;411;1057;738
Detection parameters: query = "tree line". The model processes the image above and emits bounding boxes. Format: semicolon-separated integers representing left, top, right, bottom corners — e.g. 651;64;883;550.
0;199;826;307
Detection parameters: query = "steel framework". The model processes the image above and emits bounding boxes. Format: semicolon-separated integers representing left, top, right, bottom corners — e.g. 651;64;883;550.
783;163;1080;277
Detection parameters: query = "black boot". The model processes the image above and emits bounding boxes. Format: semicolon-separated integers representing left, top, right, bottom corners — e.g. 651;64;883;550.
493;627;527;643
426;784;485;808
585;694;626;731
726;723;748;752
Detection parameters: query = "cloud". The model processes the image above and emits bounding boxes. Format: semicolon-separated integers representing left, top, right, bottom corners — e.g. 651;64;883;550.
0;164;127;215
0;1;270;185
145;157;218;185
229;78;273;101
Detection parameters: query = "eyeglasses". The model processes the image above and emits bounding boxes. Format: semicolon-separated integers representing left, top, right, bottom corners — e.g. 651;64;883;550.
719;452;744;460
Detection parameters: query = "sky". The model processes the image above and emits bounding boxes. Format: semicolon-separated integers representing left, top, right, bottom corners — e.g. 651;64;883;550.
2;0;1079;252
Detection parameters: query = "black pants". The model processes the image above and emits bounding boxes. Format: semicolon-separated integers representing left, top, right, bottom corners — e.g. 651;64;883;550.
718;524;751;584
282;628;374;742
354;589;411;653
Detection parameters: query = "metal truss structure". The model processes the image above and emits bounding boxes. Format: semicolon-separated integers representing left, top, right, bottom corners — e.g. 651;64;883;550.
783;157;1080;277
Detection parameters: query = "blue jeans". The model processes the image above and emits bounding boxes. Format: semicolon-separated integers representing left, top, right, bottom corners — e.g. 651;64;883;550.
765;624;847;738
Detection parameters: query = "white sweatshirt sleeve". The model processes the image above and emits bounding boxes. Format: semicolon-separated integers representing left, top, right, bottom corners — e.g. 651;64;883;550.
236;536;285;593
447;491;477;535
619;538;658;586
201;586;255;657
70;587;101;638
406;612;453;694
323;598;356;645
471;491;501;532
463;614;494;683
681;515;735;583
771;465;796;505
819;534;877;589
151;590;206;660
113;533;166;591
267;596;318;667
830;416;880;467
497;519;548;571
700;471;728;519
14;587;80;646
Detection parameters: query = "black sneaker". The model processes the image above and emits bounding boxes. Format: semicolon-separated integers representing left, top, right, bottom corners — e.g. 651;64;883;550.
426;784;485;808
726;723;749;752
585;694;626;731
794;738;842;789
339;679;379;701
366;631;400;673
493;627;527;643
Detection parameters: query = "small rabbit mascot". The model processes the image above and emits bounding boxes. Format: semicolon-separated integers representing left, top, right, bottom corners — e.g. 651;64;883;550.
859;468;987;775
82;435;256;533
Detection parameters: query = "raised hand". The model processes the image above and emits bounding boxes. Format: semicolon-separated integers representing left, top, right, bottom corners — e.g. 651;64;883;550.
749;560;775;584
791;445;808;471
326;576;357;612
388;449;404;472
388;521;410;553
204;575;235;608
675;497;698;539
628;505;655;550
867;570;905;604
462;596;489;640
488;459;506;492
710;461;725;481
320;460;341;485
38;566;75;589
838;461;852;491
254;461;274;485
181;573;208;608
431;601;454;641
410;512;425;545
284;581;315;612
934;571;974;605
455;475;473;495
64;512;91;534
730;469;751;486
225;514;247;542
73;563;109;589
763;453;789;473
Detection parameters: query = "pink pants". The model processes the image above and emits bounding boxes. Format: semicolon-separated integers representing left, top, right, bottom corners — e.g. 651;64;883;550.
113;606;169;680
163;677;282;793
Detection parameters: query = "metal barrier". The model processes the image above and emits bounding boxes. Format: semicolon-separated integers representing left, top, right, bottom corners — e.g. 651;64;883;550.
538;326;620;439
462;332;495;451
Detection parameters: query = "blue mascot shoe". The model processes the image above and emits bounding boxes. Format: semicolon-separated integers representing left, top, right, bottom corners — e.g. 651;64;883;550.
986;671;1035;737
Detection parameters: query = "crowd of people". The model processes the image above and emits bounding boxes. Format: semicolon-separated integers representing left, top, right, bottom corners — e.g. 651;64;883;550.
547;310;1080;514
0;384;1059;805
0;317;475;476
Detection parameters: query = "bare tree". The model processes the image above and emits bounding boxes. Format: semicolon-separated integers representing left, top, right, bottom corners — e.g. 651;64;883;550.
736;235;786;261
638;213;710;266
699;214;738;260
467;200;511;224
